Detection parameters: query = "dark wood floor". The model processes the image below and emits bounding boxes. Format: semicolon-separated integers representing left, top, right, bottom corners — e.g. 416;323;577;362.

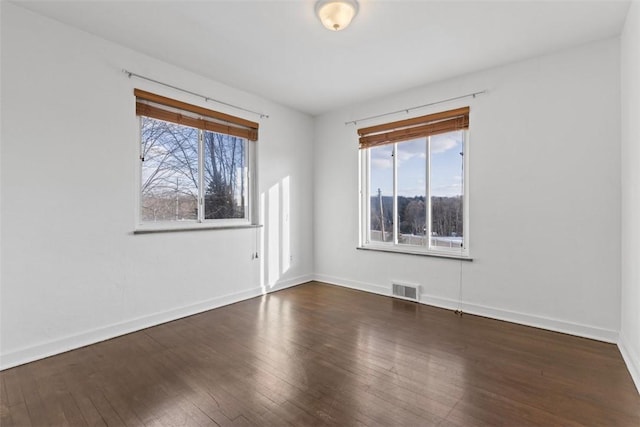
1;282;639;426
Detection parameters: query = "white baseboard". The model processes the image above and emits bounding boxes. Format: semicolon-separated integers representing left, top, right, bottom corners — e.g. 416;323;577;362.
314;274;390;297
420;292;618;343
313;274;619;344
618;334;640;395
0;274;312;371
1;273;622;372
265;274;315;293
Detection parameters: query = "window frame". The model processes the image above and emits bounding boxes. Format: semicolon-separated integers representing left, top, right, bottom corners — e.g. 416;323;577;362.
359;129;470;259
134;91;258;233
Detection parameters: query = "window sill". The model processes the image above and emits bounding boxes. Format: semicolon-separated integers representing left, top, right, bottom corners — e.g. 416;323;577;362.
357;245;472;261
134;223;261;235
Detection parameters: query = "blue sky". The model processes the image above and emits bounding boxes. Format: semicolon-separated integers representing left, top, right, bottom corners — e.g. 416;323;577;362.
370;131;464;198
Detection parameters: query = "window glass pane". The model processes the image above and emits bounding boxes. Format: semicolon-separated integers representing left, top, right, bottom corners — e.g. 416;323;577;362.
203;132;247;220
369;145;393;242
430;131;464;249
140;117;198;221
397;138;427;246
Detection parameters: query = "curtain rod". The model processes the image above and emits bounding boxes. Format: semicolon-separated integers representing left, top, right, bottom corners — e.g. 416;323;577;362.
122;69;269;119
345;90;486;126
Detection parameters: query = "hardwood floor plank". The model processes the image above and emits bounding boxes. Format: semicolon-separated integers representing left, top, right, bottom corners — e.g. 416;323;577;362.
84;391;127;426
67;393;107;427
1;282;639;426
19;366;58;426
1;368;26;408
3;402;33;427
0;372;10;425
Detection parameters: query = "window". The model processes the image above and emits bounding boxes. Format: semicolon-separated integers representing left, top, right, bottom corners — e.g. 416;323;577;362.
359;107;469;257
135;89;258;229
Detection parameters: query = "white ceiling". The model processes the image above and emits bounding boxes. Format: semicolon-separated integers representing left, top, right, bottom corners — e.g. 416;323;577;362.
13;0;631;115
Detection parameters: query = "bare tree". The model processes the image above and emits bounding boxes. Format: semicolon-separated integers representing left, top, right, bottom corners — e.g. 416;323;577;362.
203;132;245;219
140;118;198;221
404;199;426;235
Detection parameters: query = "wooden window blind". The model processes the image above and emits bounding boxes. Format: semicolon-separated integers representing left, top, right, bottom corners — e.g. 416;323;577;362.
135;89;259;141
357;107;469;149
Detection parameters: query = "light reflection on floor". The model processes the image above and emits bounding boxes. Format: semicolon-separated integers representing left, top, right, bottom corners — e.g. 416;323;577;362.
6;283;631;426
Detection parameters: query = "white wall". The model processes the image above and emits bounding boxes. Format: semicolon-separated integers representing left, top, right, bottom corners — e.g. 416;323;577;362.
0;3;314;369
620;1;640;394
314;39;621;342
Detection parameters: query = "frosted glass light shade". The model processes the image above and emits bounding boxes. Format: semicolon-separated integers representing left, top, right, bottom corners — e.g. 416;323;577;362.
315;0;359;31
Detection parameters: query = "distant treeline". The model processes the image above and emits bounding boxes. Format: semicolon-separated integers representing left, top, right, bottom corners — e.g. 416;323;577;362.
370;195;463;236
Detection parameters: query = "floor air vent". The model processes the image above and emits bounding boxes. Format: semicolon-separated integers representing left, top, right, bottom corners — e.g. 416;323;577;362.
392;283;420;302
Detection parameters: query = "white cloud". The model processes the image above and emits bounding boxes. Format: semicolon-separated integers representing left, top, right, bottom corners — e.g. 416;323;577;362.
431;184;463;197
431;136;458;154
398;186;426;197
398;138;426;153
397;150;426;163
370;145;393;169
371;157;393;170
397;138;427;164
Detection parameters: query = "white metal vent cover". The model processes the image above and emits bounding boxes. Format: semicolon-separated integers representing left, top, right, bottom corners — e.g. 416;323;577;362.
392;283;420;302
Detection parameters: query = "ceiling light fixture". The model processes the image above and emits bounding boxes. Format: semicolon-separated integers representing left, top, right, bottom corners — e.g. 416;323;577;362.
315;0;359;32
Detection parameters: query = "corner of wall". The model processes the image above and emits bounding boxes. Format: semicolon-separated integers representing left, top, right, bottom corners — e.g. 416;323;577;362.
619;0;640;396
619;333;640;394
